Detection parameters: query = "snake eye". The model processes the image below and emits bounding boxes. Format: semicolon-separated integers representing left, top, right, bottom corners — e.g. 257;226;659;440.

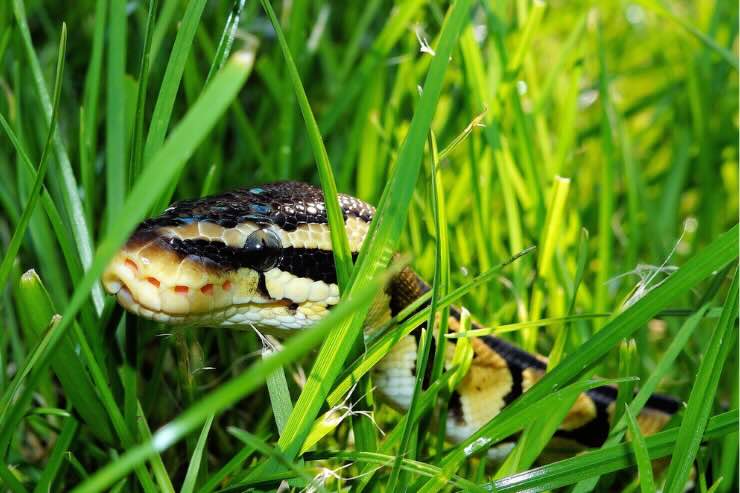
243;228;282;271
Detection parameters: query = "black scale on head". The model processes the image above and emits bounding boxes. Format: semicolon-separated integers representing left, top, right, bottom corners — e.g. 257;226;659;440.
132;182;374;233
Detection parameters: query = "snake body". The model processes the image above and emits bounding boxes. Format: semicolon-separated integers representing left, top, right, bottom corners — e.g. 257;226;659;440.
102;181;679;450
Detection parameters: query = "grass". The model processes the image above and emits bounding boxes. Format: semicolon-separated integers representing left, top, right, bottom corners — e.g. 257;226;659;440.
0;0;737;492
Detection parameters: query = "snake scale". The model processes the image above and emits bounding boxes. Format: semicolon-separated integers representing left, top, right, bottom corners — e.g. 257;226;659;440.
102;181;679;452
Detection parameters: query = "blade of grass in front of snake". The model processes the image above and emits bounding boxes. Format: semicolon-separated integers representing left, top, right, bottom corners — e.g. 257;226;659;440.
263;343;294;435
260;0;353;290
196;440;261;493
0;459;27;493
612;339;638;431
135;402;176;493
124;0;157;448
445;312;609;338
271;0;474;467
416;224;738;493
388;130;451;489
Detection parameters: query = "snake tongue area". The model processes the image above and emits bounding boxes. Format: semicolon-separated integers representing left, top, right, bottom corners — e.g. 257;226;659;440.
102;181;681;452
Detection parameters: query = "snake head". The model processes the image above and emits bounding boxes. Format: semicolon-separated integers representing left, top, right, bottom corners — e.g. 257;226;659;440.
102;182;373;329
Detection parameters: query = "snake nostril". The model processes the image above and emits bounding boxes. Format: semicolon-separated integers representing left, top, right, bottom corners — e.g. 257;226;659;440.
124;258;138;272
147;277;161;287
174;285;189;295
201;283;214;295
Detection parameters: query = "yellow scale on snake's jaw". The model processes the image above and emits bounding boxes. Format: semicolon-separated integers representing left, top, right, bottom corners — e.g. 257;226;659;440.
102;182;373;329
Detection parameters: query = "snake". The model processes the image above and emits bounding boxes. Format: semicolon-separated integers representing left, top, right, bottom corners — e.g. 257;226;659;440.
102;181;680;452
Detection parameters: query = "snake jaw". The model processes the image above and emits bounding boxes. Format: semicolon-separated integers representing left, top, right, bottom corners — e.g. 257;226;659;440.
102;239;335;329
103;239;252;322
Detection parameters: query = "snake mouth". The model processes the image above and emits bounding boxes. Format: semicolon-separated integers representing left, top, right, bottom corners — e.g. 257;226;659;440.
102;239;266;324
102;240;333;329
107;283;296;326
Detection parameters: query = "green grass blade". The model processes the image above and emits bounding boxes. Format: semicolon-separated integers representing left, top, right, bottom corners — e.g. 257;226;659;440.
135;402;176;493
613;339;638;428
33;417;78;493
549;227;589;367
664;268;739;493
594;22;617;330
318;0;429;134
104;0;127;229
228;427;322;491
388;131;450;489
263;342;293;434
0;23;65;293
260;0;352;289
80;0;107;223
180;413;214;493
127;0;158;188
307;450;488;493
11;0;103;314
143;0;208;166
0;460;28;493
204;0;246;85
0;315;65;452
624;405;655;493
196;440;260;493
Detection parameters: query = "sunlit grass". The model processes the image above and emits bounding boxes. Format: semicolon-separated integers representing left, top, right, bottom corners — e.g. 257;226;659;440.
0;0;737;492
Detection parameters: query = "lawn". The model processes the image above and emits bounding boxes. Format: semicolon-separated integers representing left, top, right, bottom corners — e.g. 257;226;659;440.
0;0;737;491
